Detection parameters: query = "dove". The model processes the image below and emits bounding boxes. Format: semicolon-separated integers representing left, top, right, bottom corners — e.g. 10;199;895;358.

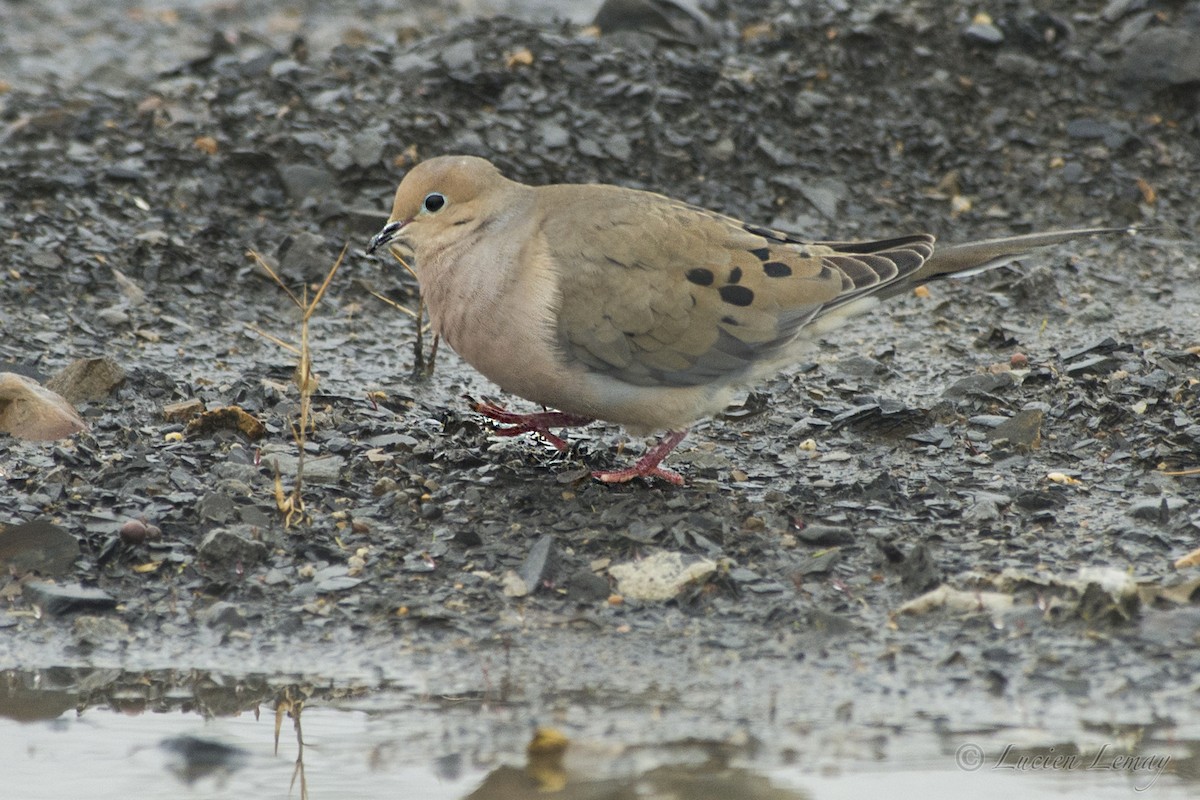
368;155;1122;485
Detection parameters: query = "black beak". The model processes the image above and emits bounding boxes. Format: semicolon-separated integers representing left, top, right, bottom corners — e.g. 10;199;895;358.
366;220;406;255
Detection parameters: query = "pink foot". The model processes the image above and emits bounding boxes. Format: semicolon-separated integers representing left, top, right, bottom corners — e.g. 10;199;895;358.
466;396;593;451
593;430;689;486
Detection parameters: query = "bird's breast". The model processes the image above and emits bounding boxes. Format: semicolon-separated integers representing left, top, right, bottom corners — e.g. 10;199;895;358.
418;242;590;414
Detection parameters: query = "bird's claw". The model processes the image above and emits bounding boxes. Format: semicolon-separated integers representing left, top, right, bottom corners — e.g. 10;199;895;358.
465;395;590;452
591;429;690;486
591;465;685;486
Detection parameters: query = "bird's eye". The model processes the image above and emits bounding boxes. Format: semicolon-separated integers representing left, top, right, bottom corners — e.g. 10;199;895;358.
422;192;446;213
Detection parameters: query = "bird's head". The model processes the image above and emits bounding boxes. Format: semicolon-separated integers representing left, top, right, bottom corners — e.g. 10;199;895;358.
366;155;508;257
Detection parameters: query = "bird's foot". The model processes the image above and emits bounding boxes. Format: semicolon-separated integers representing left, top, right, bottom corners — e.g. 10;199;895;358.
592;464;685;486
466;396;593;452
592;430;689;486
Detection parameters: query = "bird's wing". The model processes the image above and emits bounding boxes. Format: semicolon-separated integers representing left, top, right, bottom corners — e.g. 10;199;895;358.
545;185;935;388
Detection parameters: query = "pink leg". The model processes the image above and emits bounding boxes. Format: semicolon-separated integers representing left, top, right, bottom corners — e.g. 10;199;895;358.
467;396;593;451
593;430;689;486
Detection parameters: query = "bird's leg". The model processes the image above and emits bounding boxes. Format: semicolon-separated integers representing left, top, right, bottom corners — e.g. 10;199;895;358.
593;430;689;486
466;396;593;452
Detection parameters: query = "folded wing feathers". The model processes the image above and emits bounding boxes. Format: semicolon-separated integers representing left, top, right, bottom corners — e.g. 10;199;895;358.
816;235;935;314
558;203;946;389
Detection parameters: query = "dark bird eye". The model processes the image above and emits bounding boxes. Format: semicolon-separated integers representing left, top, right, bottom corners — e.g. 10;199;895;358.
422;192;446;213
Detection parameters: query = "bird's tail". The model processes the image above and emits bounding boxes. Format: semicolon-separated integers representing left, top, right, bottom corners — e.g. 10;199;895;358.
917;227;1131;281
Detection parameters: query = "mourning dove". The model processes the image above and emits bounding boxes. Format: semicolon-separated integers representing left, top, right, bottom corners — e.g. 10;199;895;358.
368;155;1121;485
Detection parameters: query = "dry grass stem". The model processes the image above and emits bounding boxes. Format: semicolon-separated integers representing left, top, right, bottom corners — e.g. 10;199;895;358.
247;246;346;528
274;685;309;800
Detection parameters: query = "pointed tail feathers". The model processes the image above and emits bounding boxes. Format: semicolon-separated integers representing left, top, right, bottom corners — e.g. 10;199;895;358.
917;227;1131;281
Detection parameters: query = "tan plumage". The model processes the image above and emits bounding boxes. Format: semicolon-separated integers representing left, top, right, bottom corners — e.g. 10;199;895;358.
368;155;1121;484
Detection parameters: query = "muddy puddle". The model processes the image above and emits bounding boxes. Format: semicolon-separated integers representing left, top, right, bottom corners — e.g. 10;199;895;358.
3;666;1195;799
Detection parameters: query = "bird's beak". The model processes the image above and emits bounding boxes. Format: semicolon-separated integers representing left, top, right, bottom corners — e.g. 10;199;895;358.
366;219;407;255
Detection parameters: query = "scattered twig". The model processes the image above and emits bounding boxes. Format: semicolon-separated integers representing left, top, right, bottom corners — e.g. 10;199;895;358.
246;245;345;528
243;323;299;354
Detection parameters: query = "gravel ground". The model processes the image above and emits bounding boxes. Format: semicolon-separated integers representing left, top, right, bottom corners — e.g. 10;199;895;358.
2;0;1199;795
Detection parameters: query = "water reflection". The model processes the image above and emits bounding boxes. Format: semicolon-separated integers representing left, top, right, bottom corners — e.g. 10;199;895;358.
1;667;1196;799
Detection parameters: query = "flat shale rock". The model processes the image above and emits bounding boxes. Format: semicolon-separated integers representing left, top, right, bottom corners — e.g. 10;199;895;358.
0;520;80;576
197;526;270;569
23;582;118;616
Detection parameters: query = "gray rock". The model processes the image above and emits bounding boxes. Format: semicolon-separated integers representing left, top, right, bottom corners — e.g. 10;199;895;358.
1118;28;1200;88
350;128;386;168
1129;497;1187;521
24;581;117;616
963;21;1004;46
197;493;237;525
539;122;571;149
989;409;1044;448
1075;301;1114;323
277;163;334;202
197;526;269;568
201;601;247;629
0;519;80;576
440;39;476;73
72;615;130;647
518;535;557;594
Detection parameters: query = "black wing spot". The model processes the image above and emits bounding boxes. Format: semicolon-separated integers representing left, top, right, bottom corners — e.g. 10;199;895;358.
719;285;755;307
729;267;743;284
763;261;792;278
749;247;771;261
686;268;715;286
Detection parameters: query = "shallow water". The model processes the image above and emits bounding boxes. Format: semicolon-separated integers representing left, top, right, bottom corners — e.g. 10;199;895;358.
4;667;1195;799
